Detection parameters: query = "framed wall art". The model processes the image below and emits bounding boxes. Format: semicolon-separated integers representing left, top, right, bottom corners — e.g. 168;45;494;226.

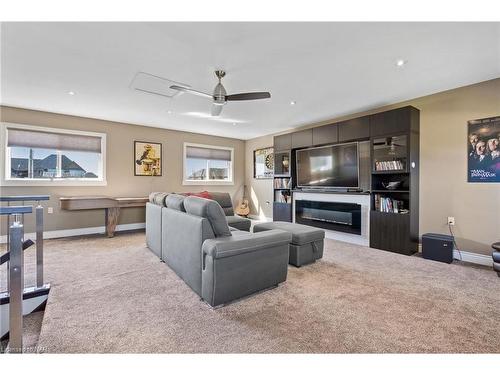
467;116;499;183
134;141;162;176
254;147;274;179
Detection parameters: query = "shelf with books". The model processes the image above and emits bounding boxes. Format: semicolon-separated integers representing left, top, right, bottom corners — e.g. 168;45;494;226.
373;159;407;172
372;193;409;214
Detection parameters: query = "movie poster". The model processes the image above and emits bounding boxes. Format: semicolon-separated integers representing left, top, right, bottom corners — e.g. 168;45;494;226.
467;116;500;183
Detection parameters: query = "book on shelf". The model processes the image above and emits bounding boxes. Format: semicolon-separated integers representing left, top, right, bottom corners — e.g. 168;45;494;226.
275;190;291;203
373;194;409;214
274;178;291;189
374;160;404;171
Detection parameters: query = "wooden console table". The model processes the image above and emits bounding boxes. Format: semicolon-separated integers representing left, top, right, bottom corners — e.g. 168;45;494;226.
60;196;149;237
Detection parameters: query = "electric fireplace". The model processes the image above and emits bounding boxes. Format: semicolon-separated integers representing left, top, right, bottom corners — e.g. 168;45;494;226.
295;200;362;235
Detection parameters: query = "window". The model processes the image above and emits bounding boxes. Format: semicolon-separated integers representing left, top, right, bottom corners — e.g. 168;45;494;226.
2;124;106;186
183;143;234;185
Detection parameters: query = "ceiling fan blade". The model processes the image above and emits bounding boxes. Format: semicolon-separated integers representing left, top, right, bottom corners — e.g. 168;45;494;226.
226;92;271;101
170;85;213;100
211;104;223;117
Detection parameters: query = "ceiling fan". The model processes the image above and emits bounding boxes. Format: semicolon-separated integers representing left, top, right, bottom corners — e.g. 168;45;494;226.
170;70;271;117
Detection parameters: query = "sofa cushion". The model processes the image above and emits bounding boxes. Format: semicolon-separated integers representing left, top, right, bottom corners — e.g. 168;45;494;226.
253;221;325;245
149;192;169;207
183;191;212;200
209;192;234;216
184;196;232;237
226;215;251;232
165;194;186;212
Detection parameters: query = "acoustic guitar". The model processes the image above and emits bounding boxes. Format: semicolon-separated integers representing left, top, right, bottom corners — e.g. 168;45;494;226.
235;185;250;217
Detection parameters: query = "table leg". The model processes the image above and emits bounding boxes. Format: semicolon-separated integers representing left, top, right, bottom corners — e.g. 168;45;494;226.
105;207;120;237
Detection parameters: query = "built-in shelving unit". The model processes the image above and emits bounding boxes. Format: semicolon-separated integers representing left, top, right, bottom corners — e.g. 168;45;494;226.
369;107;419;255
272;150;293;221
272;105;420;255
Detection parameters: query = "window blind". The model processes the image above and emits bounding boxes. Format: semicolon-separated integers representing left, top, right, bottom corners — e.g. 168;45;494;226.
186;146;231;161
7;128;102;153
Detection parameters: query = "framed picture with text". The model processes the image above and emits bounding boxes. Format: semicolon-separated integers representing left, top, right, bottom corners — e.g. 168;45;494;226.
467;116;500;183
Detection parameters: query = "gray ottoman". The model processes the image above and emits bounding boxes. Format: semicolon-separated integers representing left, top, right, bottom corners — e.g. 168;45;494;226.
253;221;325;267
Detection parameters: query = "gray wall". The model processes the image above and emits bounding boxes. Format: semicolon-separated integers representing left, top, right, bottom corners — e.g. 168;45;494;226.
0;106;245;235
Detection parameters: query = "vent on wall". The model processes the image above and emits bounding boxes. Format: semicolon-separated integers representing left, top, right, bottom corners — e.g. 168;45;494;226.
130;71;190;98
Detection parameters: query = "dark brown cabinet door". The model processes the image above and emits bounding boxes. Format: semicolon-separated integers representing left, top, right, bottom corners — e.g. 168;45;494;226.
312;123;338;145
291;129;313;149
370;211;414;255
338;116;370;142
274;134;292;151
273;203;292;222
369;107;412;137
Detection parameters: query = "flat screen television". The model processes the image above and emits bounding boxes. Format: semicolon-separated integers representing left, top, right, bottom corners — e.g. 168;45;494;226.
296;142;359;188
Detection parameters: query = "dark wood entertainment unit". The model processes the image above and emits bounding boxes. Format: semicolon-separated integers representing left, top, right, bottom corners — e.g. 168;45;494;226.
272;106;419;255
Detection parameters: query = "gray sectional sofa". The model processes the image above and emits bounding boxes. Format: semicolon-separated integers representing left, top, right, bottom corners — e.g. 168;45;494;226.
146;193;292;307
146;191;251;257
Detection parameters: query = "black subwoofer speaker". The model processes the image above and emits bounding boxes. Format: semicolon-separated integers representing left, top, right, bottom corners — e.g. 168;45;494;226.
422;233;454;264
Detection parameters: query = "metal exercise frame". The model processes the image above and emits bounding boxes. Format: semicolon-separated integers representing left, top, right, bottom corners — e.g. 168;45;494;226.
1;195;49;353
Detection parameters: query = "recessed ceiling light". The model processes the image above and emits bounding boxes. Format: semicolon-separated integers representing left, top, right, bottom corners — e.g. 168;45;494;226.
290;100;296;106
396;59;406;67
68;91;75;96
167;110;172;114
233;123;237;126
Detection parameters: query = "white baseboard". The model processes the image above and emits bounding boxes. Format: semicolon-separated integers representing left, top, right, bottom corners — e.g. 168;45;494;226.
454;250;493;266
0;222;145;244
417;243;492;266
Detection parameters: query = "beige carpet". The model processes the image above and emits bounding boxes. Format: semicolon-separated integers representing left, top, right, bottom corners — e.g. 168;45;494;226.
3;231;499;353
0;311;44;353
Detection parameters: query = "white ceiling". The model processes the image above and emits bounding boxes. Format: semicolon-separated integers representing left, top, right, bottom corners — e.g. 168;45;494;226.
1;22;499;140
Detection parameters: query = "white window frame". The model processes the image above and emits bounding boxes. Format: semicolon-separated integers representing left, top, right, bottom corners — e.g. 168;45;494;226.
182;142;234;186
1;122;107;186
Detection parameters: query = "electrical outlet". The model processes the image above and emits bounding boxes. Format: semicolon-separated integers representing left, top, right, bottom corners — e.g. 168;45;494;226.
47;207;54;214
447;216;455;226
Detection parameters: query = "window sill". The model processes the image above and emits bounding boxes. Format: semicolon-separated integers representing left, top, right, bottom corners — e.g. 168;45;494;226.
1;179;108;187
182;180;234;186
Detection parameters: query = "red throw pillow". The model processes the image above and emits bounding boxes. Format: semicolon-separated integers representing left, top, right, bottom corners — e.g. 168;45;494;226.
183;191;212;199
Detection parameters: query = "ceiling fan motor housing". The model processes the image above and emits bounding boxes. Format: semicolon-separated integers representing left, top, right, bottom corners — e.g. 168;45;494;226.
213;84;227;104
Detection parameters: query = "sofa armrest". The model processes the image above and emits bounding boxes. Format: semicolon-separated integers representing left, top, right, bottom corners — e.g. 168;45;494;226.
202;229;291;260
201;229;291;307
146;202;162;258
